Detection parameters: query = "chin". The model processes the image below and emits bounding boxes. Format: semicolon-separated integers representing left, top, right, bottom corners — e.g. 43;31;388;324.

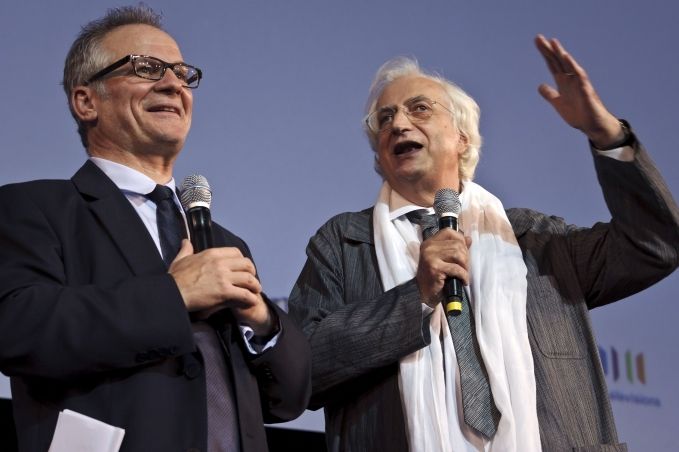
153;129;187;145
145;136;185;155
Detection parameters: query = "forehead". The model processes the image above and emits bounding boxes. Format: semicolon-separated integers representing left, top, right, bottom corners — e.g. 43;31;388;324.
101;24;183;61
376;76;447;108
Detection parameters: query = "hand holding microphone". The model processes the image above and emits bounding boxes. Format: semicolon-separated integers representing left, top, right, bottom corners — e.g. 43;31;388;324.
415;188;470;315
171;174;256;312
168;175;274;334
433;188;466;316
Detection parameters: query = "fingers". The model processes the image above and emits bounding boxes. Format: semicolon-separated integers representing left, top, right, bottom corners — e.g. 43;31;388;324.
233;295;277;336
537;34;588;78
416;229;470;302
169;239;193;270
169;246;263;312
426;230;469;264
537;83;559;103
419;256;469;286
535;34;562;76
217;265;261;295
550;38;586;78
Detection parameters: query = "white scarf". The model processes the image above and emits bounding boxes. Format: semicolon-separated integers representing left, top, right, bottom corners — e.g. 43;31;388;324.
373;180;541;452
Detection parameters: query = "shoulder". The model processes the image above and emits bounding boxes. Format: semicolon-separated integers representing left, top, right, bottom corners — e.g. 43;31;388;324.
211;221;249;252
506;207;570;237
0;179;75;209
321;207;372;227
1;179;72;194
313;207;373;242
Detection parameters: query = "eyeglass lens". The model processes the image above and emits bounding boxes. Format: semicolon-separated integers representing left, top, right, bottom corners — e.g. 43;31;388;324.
372;99;435;132
133;56;200;88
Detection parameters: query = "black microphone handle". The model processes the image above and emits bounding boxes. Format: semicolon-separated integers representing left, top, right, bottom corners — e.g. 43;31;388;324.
186;206;214;252
438;215;464;317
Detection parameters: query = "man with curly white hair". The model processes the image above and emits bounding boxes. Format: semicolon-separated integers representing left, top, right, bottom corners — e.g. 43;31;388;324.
289;35;679;452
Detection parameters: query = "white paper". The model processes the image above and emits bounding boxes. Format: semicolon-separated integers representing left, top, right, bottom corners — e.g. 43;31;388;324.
48;409;125;452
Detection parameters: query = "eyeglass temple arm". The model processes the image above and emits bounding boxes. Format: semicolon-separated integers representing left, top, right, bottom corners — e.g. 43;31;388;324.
85;56;131;85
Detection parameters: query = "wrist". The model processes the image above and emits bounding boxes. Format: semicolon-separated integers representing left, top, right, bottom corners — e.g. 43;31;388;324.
421;291;443;309
251;306;280;343
589;119;634;150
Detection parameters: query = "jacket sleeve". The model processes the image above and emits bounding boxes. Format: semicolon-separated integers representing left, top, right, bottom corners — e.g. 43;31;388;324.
288;213;431;409
511;138;679;309
247;303;312;423
566;141;679;307
0;184;196;381
206;224;312;423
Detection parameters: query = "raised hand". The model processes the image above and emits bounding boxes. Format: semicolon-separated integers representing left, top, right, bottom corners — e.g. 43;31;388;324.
535;34;625;148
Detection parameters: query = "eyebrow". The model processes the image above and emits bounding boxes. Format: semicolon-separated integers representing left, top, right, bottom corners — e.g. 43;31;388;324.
377;95;432;112
404;95;432;106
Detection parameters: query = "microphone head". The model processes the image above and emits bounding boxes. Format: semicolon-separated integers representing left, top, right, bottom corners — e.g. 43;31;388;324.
433;188;461;217
179;174;212;210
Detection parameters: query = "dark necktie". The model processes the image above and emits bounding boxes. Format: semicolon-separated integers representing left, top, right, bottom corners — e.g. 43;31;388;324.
192;321;241;452
146;184;186;267
406;209;501;438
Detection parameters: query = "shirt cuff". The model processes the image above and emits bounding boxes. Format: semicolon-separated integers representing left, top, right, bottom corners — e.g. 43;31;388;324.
594;145;635;162
239;322;282;354
421;303;434;315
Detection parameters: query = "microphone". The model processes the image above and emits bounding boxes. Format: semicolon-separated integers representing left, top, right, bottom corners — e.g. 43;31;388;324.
179;174;214;252
433;188;464;317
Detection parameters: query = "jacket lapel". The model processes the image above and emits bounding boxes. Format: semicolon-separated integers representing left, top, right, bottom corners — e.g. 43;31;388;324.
71;160;166;276
506;207;533;239
343;208;374;244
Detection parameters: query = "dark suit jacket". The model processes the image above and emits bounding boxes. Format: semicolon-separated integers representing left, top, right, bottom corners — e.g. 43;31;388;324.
0;161;311;452
288;144;679;452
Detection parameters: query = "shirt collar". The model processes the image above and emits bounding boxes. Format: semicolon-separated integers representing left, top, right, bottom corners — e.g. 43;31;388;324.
388;188;433;221
89;157;177;195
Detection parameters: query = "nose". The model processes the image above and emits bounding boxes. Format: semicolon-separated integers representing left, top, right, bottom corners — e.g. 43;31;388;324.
154;67;184;94
390;108;412;134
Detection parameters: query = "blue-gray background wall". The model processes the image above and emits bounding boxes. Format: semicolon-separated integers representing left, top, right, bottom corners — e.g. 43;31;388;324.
1;1;677;450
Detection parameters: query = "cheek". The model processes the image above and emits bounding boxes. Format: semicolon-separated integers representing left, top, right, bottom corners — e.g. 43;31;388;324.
183;92;194;113
375;138;388;160
376;144;391;163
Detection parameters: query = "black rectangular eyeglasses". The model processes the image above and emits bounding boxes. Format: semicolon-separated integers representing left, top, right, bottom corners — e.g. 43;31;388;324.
86;54;202;89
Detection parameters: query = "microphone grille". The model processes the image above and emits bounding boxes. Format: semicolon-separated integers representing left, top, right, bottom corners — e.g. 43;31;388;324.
433;188;461;216
179;174;212;210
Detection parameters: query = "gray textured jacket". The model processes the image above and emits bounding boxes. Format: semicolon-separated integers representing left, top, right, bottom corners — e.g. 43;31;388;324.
289;142;679;452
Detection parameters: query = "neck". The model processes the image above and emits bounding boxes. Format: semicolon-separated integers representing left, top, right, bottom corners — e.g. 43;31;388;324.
88;146;176;184
391;176;461;207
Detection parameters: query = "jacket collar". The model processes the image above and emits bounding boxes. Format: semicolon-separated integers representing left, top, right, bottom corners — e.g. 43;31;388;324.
506;208;533;239
342;208;374;244
71;160;166;275
342;206;529;244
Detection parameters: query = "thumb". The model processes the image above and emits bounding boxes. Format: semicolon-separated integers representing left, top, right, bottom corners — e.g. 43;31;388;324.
538;83;559;104
172;239;194;264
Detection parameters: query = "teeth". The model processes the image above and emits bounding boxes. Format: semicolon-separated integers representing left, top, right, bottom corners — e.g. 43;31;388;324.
151;106;178;113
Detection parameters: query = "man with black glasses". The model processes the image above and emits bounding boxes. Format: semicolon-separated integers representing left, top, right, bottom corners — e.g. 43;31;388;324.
0;5;310;451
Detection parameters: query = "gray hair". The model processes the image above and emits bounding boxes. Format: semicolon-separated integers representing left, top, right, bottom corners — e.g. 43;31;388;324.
62;4;164;149
364;57;482;181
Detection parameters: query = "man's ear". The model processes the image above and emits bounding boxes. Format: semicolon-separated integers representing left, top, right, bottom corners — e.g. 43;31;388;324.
71;86;99;122
457;132;469;154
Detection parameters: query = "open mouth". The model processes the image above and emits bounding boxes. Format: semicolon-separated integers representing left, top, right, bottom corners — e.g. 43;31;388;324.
393;141;423;155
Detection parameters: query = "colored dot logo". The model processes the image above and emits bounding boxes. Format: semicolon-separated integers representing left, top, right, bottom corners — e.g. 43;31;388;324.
598;346;646;384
